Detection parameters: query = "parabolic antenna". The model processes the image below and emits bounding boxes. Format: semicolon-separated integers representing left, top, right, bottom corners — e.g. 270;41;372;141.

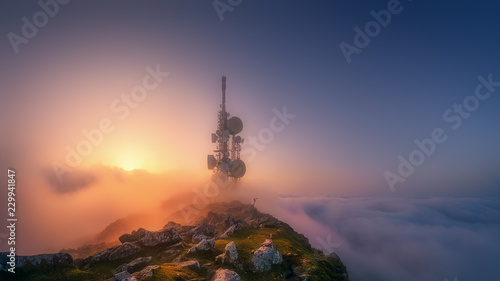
229;159;246;178
235;136;242;143
207;155;216;170
227;117;243;134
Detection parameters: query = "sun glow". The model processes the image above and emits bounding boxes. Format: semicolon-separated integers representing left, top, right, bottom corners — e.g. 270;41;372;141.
87;140;163;172
118;157;141;171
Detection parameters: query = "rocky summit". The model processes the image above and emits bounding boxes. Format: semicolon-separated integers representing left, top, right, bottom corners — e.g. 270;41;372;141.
0;201;349;280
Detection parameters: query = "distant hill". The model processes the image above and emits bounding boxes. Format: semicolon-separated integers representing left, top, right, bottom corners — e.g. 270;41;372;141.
0;201;349;281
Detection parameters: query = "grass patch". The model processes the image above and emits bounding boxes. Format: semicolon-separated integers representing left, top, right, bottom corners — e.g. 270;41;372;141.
151;264;200;280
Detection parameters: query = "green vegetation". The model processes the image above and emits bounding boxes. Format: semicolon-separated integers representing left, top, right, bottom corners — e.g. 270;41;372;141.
2;202;349;280
0;264;96;281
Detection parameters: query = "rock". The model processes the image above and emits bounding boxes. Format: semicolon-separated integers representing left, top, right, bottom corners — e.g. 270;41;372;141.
166;241;184;249
215;241;243;271
189;223;216;237
249;239;282;272
114;270;138;281
247;219;259;229
171;254;182;263
139;227;182;247
219;223;243;239
160;249;181;263
119;227;182;248
187;238;215;255
175;260;201;271
203;211;227;226
163;221;195;234
192;234;212;244
135;265;160;278
210;268;241;281
164;249;177;255
114;256;152;274
73;258;85;268
164;221;182;230
119;228;147;244
109;242;142;260
328;252;340;260
83;242;141;266
257;216;269;224
0;253;72;269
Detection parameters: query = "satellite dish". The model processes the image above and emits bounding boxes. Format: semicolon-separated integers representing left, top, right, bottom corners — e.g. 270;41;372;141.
211;133;217;143
220;162;229;172
222;135;229;143
216;130;222;136
229;159;246;178
227;117;243;134
235;136;242;143
223;130;230;137
207;155;216;170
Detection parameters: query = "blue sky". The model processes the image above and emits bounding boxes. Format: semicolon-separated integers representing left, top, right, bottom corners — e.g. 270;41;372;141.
2;0;499;196
1;1;500;279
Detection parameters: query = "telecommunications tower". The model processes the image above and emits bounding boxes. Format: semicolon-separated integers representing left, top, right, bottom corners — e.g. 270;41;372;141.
207;76;246;182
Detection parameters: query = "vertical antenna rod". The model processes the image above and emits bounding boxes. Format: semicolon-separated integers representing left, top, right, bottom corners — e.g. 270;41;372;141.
221;76;226;113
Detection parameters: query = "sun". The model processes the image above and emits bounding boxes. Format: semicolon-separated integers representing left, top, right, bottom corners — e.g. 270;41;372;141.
116;155;143;171
120;162;138;171
89;139;166;173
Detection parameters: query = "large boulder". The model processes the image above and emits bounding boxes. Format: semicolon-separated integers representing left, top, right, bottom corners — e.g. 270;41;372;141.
114;256;152;274
215;241;243;271
201;211;227;226
162;221;195;235
140;227;182;247
192;234;212;244
189;223;216;237
82;242;142;267
219;223;244;239
114;270;138;281
186;238;215;255
110;243;142;260
210;268;241;281
258;215;281;228
249;239;282;272
119;228;146;244
119;227;182;248
175;260;201;271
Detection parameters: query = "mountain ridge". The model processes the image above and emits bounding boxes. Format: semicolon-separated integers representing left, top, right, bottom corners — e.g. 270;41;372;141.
1;200;349;281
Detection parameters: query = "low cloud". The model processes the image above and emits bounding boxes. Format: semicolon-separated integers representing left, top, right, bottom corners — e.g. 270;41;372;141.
271;196;500;281
44;167;99;193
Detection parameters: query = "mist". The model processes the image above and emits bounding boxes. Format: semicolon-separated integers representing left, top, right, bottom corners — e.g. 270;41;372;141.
0;164;213;255
261;195;500;281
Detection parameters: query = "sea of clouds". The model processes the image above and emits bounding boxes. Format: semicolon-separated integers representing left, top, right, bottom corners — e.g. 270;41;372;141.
262;195;500;281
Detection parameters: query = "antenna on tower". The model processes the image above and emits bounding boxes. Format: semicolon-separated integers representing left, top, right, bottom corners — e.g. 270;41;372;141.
207;76;246;185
